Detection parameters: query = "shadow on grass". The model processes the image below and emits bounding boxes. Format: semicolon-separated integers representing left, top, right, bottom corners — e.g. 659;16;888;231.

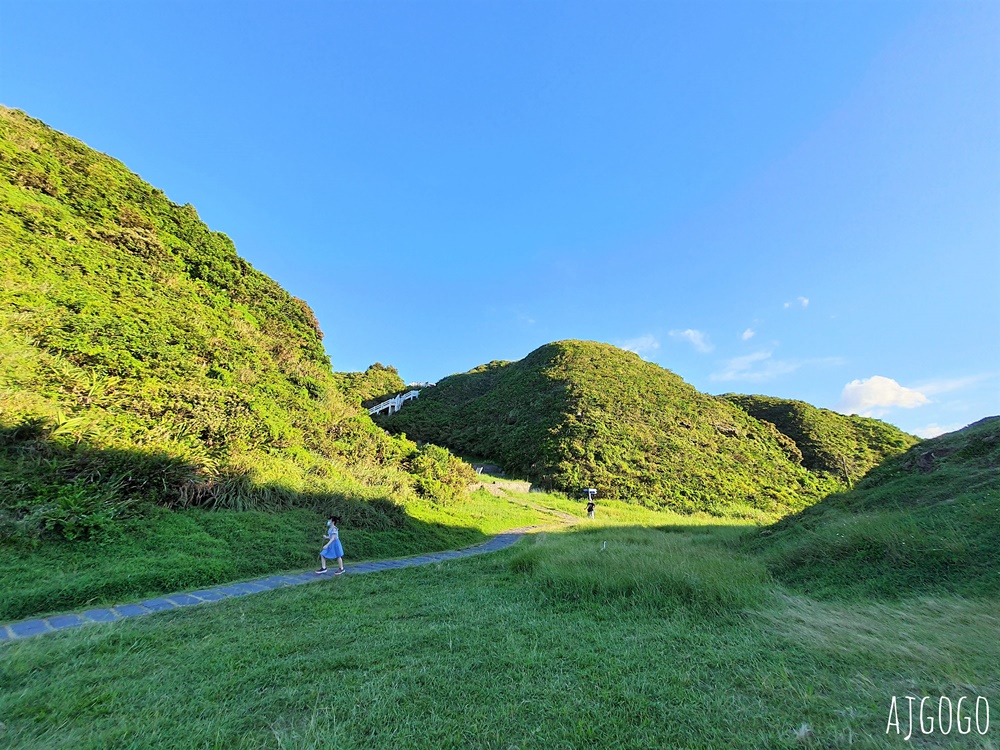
0;430;491;622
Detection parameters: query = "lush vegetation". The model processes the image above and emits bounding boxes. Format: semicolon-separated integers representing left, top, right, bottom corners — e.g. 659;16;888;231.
332;362;407;407
748;416;1000;600
0;105;509;621
2;420;994;748
0;488;548;623
724;393;919;485
380;340;916;520
2;494;995;748
0;106;479;545
3;105;994;748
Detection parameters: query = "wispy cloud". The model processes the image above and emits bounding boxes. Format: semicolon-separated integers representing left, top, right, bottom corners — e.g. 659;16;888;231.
669;329;713;353
711;350;843;383
618;334;660;359
912;422;965;439
914;374;992;396
837;376;929;417
784;296;809;309
711;351;794;382
741;328;755;341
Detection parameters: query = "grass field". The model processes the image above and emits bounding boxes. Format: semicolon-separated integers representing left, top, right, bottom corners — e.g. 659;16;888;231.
2;486;995;749
0;489;548;623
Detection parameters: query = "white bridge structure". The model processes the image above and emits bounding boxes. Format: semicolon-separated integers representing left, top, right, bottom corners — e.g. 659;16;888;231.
368;389;421;416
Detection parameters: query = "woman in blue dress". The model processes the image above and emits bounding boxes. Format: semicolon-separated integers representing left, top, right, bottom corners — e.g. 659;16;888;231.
316;515;345;574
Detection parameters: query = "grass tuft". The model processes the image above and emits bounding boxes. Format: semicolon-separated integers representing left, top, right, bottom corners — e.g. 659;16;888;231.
510;525;772;615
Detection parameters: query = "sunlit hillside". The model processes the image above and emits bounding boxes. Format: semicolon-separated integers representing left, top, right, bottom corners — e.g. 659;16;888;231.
379;340;916;520
0;106;472;543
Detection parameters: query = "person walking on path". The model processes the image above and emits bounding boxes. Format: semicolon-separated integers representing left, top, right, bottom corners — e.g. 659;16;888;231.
586;499;595;519
317;515;345;575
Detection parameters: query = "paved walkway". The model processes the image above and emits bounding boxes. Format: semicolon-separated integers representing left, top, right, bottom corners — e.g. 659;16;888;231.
0;527;536;643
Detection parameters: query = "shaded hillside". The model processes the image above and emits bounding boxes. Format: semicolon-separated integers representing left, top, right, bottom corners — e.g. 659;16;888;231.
0;107;470;541
381;340;867;519
748;417;1000;598
723;394;919;484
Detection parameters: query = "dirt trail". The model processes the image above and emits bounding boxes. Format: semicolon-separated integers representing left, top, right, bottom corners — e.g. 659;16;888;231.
474;480;581;527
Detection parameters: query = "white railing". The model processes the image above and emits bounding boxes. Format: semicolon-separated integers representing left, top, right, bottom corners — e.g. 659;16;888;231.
368;390;420;416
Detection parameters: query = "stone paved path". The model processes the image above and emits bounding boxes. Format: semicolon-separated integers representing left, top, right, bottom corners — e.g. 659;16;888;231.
0;527;537;643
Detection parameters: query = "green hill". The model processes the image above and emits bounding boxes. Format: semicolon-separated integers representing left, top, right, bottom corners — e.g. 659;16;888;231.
379;340;915;519
0;106;471;543
332;362;407;408
748;416;1000;598
723;393;919;485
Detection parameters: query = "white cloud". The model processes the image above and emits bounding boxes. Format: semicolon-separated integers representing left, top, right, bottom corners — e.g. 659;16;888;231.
912;422;965;439
784;296;809;309
914;374;991;396
711;351;843;383
711;351;795;382
741;328;755;341
618;334;660;359
668;329;713;353
837;376;930;417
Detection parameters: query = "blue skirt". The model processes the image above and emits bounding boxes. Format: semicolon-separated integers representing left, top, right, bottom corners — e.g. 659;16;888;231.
321;538;344;559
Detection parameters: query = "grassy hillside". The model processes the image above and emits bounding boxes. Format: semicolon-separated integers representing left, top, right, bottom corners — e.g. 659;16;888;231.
724;393;919;485
332;362;407;407
748;416;1000;599
3;501;996;748
379;340;916;520
0;106;474;546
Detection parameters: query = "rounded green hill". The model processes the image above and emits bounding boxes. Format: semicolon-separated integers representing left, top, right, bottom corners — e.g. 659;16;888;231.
381;340;917;520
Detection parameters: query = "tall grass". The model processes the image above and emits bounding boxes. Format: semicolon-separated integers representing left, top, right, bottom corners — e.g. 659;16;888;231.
510;526;771;614
2;532;995;749
748;417;1000;599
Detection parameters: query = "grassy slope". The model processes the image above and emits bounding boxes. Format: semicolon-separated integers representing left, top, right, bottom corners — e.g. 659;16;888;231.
2;496;995;749
724;393;920;485
0;490;550;623
332;362;407;408
748;416;1000;599
0;107;533;618
0;105;437;518
6;425;989;750
382;340;914;520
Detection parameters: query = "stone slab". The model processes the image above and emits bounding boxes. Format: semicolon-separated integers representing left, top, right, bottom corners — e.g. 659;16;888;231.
83;608;119;623
255;577;288;590
114;604;149;618
48;614;85;630
191;589;226;602
167;594;202;607
217;583;265;597
10;619;51;638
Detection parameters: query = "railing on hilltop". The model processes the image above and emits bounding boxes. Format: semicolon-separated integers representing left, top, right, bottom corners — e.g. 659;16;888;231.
368;390;420;416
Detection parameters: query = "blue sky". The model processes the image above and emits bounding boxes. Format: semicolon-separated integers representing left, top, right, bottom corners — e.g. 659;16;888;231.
3;1;997;438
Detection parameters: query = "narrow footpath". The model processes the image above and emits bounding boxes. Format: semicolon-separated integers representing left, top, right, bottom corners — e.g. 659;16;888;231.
0;526;538;643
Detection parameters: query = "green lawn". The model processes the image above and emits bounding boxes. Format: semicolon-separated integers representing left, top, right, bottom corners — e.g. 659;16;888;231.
0;489;548;622
2;499;995;749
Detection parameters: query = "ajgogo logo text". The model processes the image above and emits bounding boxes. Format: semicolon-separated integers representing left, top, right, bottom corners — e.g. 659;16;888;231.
886;695;989;740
